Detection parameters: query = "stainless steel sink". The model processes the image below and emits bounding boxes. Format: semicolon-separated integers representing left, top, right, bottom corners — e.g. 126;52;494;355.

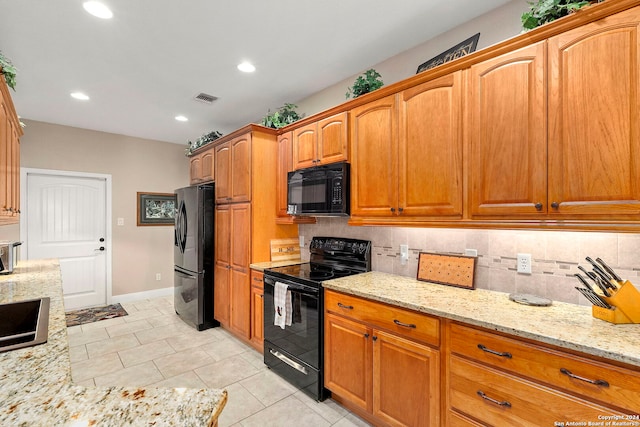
0;297;50;353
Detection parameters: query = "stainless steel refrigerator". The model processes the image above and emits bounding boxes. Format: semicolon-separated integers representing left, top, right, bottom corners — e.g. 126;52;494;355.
174;184;218;330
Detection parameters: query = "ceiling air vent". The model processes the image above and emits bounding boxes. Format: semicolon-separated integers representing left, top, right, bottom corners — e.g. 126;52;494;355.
194;93;218;104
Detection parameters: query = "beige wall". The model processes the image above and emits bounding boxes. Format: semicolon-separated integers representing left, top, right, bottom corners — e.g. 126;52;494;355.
295;0;529;117
11;119;189;297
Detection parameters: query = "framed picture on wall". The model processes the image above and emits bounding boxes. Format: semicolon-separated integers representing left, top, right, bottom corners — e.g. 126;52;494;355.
137;192;176;226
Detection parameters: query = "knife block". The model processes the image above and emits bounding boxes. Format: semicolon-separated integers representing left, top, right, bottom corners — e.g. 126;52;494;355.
592;280;640;324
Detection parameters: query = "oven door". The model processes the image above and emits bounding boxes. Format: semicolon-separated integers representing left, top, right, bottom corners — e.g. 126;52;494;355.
263;274;321;370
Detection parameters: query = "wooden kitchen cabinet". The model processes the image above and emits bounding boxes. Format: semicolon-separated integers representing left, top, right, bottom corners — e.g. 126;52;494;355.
189;146;214;184
0;74;22;224
212;125;298;344
249;269;264;352
324;290;440;427
445;321;636;425
468;41;547;217
547;6;640;217
292;112;348;170
350;73;463;221
214;203;251;338
214;133;251;204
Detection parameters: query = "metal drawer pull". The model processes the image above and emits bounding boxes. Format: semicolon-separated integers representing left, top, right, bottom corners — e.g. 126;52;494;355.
560;368;609;387
337;302;354;310
477;344;513;359
269;349;308;375
393;319;416;328
477;391;512;408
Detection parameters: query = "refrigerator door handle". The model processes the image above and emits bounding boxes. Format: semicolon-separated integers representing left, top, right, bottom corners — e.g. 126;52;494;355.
175;201;188;253
174;265;199;277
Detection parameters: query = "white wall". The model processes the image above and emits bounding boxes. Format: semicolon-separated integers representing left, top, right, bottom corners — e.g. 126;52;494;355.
294;0;529;117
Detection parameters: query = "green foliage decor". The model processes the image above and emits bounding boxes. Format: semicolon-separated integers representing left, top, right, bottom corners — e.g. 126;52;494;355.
185;130;223;156
345;69;384;99
0;51;17;90
260;103;304;129
521;0;602;30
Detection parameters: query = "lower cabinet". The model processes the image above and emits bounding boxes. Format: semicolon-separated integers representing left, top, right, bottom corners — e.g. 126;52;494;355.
446;321;636;426
249;269;264;352
324;290;440;427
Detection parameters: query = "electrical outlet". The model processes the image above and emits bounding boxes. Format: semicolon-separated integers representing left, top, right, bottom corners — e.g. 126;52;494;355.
299;235;305;247
155;273;161;281
117;217;124;226
400;244;409;265
465;248;478;257
517;253;532;274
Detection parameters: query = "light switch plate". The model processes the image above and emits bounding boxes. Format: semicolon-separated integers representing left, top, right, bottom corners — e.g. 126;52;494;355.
400;244;409;265
299;235;305;247
117;217;124;226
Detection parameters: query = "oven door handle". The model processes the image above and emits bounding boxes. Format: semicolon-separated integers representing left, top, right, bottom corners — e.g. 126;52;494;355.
264;278;319;297
269;349;309;375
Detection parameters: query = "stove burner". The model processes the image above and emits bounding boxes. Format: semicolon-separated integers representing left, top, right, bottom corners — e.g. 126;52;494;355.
309;271;334;280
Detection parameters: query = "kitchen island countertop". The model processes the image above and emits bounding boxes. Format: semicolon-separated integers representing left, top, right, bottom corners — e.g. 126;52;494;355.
323;271;640;368
0;259;227;426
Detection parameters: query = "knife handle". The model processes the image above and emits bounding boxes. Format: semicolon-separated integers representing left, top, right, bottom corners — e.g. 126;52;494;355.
595;257;623;282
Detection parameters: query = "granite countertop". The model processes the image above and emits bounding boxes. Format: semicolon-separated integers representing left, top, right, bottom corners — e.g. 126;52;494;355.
250;259;304;271
0;259;227;426
323;271;640;368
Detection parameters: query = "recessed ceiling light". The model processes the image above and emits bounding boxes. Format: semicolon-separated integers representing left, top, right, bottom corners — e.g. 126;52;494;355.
70;92;90;101
175;115;188;122
83;1;113;19
237;61;256;73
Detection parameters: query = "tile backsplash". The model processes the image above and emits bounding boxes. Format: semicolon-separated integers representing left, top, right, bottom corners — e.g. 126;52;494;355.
299;218;640;306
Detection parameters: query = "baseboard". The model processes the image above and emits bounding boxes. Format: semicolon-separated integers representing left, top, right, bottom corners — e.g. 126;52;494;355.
111;287;173;304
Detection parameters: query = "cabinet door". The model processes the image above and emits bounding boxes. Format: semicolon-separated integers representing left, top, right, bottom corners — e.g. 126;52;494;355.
350;95;399;217
324;313;372;413
231;134;252;202
317;112;348;165
189;155;202;185
230;203;251;271
214;205;231;325
200;150;214;182
469;42;547;216
215;142;231;203
399;72;463;217
548;8;640;216
292;122;317;170
213;263;230;326
250;283;264;350
373;329;439;427
229;203;251;338
230;267;250;339
276;132;292;217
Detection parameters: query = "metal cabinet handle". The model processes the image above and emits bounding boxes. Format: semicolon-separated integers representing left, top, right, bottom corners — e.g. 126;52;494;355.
364;333;369;339
398;207;404;213
477;391;511;408
551;201;560;209
337;302;354;310
535;202;543;211
477;344;512;359
253;277;262;282
393;319;416;329
390;207;396;213
560;368;609;387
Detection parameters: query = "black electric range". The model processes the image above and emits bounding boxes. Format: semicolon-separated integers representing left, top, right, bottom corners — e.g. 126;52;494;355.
263;236;372;401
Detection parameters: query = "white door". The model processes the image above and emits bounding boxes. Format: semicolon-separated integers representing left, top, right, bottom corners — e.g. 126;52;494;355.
25;171;109;310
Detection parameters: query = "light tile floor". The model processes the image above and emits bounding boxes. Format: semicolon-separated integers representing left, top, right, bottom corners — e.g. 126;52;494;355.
67;295;371;427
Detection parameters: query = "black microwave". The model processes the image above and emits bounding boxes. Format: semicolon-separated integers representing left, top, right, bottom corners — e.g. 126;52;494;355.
287;162;350;216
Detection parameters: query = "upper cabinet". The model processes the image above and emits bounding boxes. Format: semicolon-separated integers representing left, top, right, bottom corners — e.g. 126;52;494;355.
215;133;252;204
547;6;640;218
468;42;547;217
292;112;348;170
0;75;23;225
350;73;464;221
189;146;214;185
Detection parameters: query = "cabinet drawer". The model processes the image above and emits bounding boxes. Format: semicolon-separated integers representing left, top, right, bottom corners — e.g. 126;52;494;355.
449;322;640;412
250;270;264;290
325;290;439;347
449;355;624;426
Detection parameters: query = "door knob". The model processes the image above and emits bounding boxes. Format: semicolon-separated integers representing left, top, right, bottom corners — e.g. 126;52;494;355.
95;246;105;252
99;237;105;242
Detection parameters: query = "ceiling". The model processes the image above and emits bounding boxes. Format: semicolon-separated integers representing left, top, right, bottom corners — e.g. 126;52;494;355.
0;0;512;145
